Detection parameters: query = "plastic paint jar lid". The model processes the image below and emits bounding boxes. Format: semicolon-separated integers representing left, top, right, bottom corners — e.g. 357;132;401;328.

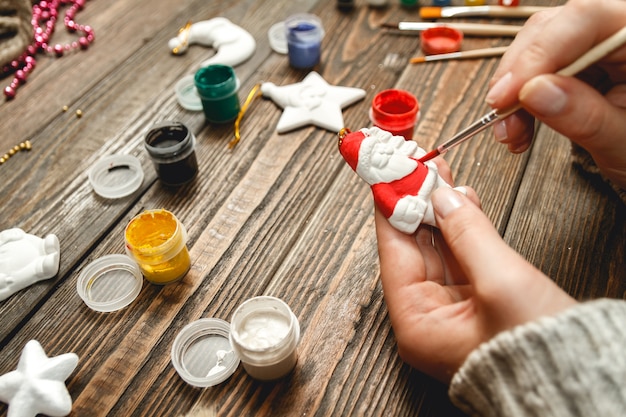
171;296;300;386
89;154;144;199
76;254;143;312
268;22;288;54
420;27;463;55
171;318;241;387
174;74;203;111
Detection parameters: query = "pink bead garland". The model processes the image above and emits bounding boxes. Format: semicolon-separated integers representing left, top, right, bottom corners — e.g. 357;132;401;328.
2;0;95;100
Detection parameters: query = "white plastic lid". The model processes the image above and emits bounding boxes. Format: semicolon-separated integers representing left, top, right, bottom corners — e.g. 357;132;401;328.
89;154;144;199
174;74;203;111
268;22;288;54
76;254;143;312
171;318;240;387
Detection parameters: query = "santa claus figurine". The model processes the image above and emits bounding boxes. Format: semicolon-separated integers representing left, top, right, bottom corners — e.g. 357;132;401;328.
338;126;462;234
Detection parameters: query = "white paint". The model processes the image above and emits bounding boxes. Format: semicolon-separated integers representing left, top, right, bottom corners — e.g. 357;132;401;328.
235;311;290;350
229;296;300;381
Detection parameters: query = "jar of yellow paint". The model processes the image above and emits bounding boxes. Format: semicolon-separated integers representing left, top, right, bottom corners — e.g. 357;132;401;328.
124;209;190;284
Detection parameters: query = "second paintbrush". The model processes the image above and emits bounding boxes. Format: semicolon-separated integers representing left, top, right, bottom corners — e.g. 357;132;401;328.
410;46;508;64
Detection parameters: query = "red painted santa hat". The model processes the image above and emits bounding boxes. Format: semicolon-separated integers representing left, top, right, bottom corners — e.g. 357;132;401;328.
338;128;368;172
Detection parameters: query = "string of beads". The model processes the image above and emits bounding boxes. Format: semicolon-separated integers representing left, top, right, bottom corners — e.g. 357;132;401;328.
2;0;95;100
0;141;32;164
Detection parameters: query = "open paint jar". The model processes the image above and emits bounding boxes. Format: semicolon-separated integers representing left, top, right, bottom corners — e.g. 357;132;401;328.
124;209;191;285
144;121;198;186
194;64;241;123
285;13;324;69
171;296;300;386
369;89;420;140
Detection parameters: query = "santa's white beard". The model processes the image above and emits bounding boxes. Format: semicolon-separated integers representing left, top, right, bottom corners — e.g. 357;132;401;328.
357;153;417;184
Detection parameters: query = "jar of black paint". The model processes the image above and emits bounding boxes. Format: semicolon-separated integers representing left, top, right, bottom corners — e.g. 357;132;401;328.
144;121;198;186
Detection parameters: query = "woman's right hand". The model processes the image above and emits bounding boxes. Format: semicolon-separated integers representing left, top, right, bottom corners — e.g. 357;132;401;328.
486;0;626;190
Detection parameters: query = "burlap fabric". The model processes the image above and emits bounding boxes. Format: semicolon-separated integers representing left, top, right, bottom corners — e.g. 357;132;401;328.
0;0;32;68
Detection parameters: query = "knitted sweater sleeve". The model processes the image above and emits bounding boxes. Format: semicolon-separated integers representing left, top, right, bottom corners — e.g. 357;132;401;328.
449;299;626;417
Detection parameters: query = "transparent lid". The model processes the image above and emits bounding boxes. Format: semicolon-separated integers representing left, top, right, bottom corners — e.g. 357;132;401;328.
89;154;144;199
268;22;288;54
76;254;143;312
171;318;240;387
175;74;203;111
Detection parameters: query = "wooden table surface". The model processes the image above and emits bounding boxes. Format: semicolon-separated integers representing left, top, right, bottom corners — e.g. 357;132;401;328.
1;0;624;416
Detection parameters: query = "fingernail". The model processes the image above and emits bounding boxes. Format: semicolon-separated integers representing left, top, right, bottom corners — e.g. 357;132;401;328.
520;76;567;116
453;186;468;196
485;72;512;106
432;187;465;219
493;119;508;143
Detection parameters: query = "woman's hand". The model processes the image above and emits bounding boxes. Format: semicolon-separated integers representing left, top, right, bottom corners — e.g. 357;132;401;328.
375;183;576;382
486;0;626;190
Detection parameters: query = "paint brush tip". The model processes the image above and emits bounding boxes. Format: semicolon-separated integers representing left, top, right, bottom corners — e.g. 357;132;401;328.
410;56;426;64
418;149;440;163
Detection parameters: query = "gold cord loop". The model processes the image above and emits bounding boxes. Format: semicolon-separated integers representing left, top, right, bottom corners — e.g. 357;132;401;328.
230;83;263;150
172;21;192;55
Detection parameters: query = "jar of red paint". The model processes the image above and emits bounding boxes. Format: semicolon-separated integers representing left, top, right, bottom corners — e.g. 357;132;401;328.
369;89;420;140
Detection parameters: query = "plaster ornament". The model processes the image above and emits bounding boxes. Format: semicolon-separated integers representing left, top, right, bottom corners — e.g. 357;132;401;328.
168;17;256;68
0;340;78;417
261;72;366;133
0;228;60;301
338;127;466;233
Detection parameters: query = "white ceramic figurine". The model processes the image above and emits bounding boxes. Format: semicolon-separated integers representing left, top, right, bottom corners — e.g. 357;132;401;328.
0;228;60;301
338;127;467;234
168;17;256;68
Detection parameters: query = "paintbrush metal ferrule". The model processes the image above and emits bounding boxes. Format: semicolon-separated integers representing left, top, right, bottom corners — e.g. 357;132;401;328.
420;5;550;19
395;22;521;37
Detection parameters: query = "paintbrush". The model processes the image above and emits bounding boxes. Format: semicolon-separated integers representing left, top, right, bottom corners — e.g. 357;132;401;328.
410;46;508;64
382;22;521;37
420;5;550;20
418;26;626;163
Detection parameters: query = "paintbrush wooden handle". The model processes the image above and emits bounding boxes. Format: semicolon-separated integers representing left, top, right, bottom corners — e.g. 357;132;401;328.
397;22;521;37
411;46;508;63
421;5;551;19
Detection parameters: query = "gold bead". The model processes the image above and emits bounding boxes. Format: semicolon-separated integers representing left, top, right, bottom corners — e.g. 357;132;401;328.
2;153;9;160
13;145;20;152
8;148;16;156
62;105;69;112
0;157;6;164
23;140;32;150
76;109;83;118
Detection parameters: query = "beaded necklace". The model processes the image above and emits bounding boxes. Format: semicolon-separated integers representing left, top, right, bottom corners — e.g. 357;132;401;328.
2;0;95;100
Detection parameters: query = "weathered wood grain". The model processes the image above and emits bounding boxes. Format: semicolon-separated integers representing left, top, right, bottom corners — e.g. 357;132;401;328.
2;0;622;416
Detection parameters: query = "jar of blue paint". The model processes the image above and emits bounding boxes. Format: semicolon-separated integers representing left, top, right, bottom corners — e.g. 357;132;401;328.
285;13;324;69
194;64;240;123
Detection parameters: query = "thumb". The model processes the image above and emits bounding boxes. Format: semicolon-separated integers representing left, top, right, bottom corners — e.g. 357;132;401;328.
431;187;538;297
519;74;626;188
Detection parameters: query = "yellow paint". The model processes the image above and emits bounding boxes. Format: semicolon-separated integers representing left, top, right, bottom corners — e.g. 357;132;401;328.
125;209;190;284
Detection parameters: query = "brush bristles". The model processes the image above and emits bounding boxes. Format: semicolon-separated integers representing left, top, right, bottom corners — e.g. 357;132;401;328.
409;56;426;64
419;7;443;19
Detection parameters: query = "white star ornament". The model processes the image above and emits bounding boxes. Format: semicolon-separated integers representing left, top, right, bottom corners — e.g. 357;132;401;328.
0;340;79;417
261;71;366;133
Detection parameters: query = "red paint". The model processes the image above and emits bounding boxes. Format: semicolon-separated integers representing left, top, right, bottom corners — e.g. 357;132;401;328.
369;89;419;140
420;27;463;55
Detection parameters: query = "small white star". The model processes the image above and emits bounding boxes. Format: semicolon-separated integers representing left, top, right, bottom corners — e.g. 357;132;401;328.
261;71;366;133
0;340;78;417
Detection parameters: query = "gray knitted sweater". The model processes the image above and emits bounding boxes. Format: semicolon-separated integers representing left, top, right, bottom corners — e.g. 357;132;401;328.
449;299;626;416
